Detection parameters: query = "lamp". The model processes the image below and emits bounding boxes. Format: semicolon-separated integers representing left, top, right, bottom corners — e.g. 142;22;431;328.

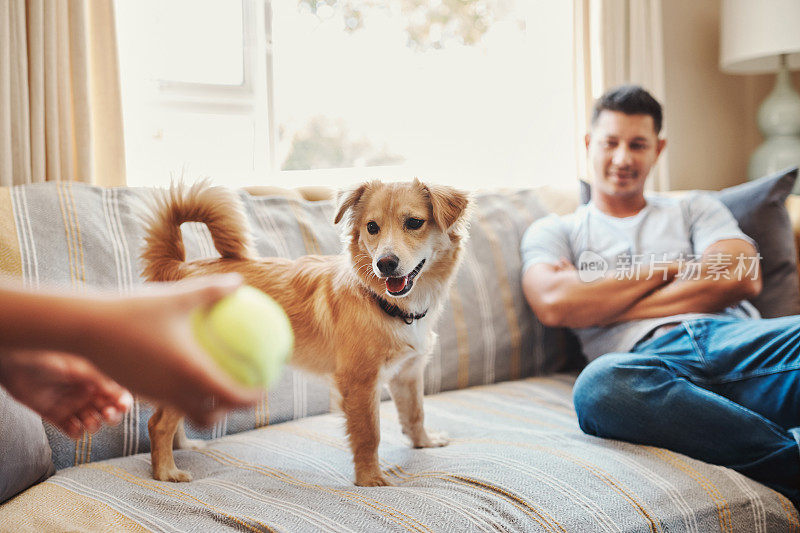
720;0;800;190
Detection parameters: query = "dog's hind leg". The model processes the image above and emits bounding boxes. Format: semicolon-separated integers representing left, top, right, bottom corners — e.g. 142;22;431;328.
173;419;206;451
148;406;193;482
388;353;449;449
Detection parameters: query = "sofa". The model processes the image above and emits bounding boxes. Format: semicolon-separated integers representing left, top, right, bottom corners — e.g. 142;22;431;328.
1;169;800;532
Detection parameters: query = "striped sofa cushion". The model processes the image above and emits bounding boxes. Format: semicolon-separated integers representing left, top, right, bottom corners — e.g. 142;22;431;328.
2;374;797;531
0;181;579;469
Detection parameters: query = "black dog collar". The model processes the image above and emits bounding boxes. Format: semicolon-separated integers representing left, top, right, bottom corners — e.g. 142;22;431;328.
373;294;428;325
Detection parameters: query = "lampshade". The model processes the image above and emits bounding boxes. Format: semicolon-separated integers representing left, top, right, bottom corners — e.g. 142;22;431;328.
720;0;800;73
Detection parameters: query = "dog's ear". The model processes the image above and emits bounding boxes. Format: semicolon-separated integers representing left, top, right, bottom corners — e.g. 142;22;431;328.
334;183;368;225
420;181;471;233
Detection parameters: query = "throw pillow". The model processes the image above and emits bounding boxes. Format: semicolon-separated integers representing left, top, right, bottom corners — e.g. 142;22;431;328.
0;388;54;503
716;167;800;317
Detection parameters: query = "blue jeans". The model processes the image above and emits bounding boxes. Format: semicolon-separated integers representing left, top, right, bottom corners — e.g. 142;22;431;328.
573;316;800;506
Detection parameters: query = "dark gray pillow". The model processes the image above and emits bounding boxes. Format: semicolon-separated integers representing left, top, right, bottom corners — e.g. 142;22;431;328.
0;388;54;503
715;167;800;317
579;179;591;205
579;167;800;318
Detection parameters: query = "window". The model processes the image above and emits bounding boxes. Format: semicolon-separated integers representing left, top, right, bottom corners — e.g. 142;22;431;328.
115;0;575;190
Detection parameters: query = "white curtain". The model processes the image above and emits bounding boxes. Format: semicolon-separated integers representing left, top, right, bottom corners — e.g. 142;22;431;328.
573;0;670;190
0;0;125;186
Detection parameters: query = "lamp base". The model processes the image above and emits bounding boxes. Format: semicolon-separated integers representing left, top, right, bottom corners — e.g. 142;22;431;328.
747;55;800;192
749;137;800;189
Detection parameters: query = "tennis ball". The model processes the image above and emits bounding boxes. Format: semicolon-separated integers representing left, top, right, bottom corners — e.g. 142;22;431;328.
192;286;293;388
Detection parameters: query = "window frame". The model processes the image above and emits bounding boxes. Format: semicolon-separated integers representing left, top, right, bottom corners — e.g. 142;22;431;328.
122;0;276;180
116;0;576;190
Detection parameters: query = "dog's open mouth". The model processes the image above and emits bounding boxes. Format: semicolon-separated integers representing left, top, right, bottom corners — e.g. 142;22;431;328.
385;259;426;297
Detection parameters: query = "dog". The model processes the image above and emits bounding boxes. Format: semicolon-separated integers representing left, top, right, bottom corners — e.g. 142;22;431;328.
140;179;471;486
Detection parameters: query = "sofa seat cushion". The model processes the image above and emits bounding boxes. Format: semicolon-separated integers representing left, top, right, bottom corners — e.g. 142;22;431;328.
2;375;795;532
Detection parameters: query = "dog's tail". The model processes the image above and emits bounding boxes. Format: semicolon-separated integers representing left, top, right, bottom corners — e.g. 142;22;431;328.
141;180;254;282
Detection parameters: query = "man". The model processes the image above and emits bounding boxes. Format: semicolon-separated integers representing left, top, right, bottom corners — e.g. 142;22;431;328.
520;84;800;506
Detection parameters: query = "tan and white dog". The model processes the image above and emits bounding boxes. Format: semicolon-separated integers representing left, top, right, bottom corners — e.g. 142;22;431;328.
141;179;471;486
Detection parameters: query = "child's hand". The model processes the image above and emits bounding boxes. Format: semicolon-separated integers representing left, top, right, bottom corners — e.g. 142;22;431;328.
0;350;132;438
85;274;262;426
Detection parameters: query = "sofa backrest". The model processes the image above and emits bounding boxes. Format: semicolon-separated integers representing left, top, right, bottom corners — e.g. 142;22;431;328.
0;181;579;469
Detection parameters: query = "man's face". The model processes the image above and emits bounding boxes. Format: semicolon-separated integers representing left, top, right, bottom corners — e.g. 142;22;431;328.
585;110;665;202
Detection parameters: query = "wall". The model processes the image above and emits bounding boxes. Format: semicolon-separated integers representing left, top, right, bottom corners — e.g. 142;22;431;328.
661;0;748;191
659;0;800;191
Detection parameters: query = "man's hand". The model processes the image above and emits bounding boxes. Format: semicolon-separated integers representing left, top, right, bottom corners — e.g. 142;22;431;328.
553;258;577;272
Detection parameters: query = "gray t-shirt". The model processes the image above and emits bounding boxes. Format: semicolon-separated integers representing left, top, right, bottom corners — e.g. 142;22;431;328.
520;193;760;361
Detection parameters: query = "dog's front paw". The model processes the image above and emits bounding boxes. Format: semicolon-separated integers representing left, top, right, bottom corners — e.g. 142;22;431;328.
355;471;393;487
153;467;193;483
413;430;449;448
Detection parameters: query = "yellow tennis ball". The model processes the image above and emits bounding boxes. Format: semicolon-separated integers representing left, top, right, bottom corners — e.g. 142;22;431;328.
192;286;293;388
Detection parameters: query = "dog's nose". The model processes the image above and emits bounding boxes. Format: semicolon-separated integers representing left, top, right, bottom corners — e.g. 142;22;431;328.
376;254;399;276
